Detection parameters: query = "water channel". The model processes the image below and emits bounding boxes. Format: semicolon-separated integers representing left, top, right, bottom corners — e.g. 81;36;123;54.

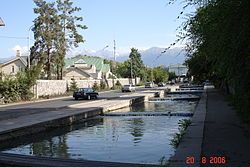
1;99;197;164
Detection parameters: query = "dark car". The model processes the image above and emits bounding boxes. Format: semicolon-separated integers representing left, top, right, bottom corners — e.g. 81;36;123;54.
73;88;98;100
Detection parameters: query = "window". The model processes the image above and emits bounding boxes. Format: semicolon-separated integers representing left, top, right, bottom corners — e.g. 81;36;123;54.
11;66;15;73
19;66;22;72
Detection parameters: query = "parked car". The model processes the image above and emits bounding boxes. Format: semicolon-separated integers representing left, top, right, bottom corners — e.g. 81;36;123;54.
157;82;166;87
73;88;98;100
122;84;136;92
145;82;154;88
204;81;215;89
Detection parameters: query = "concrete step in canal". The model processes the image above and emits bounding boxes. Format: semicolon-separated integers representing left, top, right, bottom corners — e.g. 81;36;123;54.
103;111;193;117
149;95;200;101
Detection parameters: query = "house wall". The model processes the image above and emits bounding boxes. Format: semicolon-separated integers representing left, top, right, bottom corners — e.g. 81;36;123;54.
64;70;91;80
64;65;97;80
1;59;25;75
34;78;140;98
168;66;188;76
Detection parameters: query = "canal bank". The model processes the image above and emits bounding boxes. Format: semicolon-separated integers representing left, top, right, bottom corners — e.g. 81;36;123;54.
0;90;164;167
0;91;161;143
168;91;207;167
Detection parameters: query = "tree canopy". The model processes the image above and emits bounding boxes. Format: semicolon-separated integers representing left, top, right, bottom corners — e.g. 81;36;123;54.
30;0;87;80
178;0;250;121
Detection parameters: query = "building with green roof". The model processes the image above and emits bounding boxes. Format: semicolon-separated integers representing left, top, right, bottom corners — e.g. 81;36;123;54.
64;56;111;80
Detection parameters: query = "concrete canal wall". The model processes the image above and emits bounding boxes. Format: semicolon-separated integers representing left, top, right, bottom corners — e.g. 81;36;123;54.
168;92;207;167
0;91;157;143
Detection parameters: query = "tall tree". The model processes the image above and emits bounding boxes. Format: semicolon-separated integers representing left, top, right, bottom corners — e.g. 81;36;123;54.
129;48;144;84
31;0;87;80
56;0;87;79
32;0;61;79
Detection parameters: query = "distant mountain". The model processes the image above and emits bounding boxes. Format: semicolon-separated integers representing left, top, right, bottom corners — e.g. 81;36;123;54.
139;47;186;67
115;47;187;67
70;47;187;67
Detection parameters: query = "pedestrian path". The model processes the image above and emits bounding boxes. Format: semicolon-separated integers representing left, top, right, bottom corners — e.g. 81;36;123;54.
201;90;250;167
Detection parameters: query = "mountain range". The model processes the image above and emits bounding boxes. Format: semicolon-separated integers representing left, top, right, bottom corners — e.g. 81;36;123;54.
71;47;187;67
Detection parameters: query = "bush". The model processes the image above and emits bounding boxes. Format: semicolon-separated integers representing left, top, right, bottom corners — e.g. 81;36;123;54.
0;71;35;103
100;80;106;90
170;119;191;148
115;80;121;87
92;82;100;91
17;72;35;100
69;78;78;92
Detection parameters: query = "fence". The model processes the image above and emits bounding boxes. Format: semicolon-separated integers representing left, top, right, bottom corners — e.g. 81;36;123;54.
33;78;140;98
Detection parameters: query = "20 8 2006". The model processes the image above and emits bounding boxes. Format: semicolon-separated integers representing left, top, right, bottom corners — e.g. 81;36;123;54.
186;156;226;165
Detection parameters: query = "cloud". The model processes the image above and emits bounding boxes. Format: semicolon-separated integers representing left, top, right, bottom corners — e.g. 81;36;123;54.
11;45;28;56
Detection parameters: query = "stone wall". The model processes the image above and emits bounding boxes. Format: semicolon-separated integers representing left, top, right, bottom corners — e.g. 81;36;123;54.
34;78;140;98
34;80;67;98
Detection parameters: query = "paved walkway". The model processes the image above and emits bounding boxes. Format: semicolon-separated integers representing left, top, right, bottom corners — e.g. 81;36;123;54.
201;90;250;167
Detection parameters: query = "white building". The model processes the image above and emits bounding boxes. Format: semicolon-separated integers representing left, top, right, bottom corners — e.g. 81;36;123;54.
168;64;188;76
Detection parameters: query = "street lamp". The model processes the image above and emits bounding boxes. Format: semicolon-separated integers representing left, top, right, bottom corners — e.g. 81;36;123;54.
0;17;5;26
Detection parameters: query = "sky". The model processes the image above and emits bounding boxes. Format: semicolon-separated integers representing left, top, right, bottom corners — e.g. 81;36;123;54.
0;0;195;58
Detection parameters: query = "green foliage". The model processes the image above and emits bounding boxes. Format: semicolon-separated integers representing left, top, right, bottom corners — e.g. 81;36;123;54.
153;66;169;83
115;80;121;86
171;119;191;148
92;82;100;91
116;60;131;78
168;72;176;81
69;78;78;92
129;48;145;84
16;72;35;100
100;80;106;90
0;71;36;103
115;80;122;89
31;0;87;80
174;0;250;121
115;48;150;82
110;80;122;90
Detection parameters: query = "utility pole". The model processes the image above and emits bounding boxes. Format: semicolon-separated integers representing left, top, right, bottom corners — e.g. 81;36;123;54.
112;40;116;88
113;40;116;62
130;59;133;84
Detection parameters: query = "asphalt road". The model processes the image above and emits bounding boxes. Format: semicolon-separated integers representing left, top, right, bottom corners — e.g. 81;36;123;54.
0;86;170;121
0;89;143;120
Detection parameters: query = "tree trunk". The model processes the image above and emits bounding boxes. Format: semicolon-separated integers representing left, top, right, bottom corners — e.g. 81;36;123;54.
47;48;51;80
60;66;63;80
56;64;60;80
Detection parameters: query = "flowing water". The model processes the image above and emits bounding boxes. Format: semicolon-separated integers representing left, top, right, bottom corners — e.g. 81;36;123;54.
1;100;197;164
